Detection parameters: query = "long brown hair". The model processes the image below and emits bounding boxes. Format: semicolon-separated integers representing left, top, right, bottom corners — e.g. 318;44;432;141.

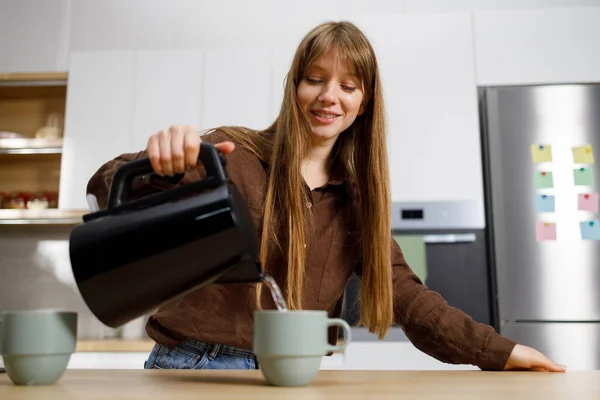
215;21;393;338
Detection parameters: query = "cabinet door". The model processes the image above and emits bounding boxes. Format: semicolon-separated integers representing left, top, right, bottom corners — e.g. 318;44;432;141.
0;0;70;72
199;48;271;132
132;50;203;150
474;8;600;85
348;14;483;210
59;51;136;210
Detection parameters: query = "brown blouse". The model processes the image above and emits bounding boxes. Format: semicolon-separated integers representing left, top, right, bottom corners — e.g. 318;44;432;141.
86;129;516;371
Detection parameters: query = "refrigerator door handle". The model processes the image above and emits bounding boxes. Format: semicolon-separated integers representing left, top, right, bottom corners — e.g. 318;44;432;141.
423;233;476;244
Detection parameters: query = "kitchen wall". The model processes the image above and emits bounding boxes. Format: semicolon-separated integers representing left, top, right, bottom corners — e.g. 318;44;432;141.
4;0;600;69
0;224;120;338
1;0;600;340
4;0;600;207
0;222;154;340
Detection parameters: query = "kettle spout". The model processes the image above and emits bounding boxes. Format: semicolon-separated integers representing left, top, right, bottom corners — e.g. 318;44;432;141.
214;258;264;284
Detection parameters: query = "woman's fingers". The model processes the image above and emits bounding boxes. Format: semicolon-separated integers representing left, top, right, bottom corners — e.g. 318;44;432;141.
146;126;233;176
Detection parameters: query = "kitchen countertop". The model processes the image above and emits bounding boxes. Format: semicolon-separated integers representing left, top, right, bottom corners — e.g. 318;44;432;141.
1;370;599;399
76;339;155;352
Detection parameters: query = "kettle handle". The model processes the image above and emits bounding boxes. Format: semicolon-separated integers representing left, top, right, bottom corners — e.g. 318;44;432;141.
106;142;228;209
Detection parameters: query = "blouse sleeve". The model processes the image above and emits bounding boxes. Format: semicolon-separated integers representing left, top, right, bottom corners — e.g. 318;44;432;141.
358;236;517;371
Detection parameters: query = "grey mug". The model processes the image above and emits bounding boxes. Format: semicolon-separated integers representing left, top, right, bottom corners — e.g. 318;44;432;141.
0;310;77;385
253;310;351;386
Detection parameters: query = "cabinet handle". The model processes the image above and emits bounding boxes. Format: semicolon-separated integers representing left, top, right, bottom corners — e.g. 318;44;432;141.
423;234;476;244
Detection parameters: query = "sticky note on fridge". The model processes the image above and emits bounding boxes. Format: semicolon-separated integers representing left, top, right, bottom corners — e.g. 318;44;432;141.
536;222;557;241
531;144;552;163
573;168;594;186
535;194;555;212
578;193;599;213
572;145;594;164
533;171;554;189
580;220;600;240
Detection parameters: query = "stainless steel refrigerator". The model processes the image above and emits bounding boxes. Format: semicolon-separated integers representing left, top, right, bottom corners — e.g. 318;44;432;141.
480;84;600;371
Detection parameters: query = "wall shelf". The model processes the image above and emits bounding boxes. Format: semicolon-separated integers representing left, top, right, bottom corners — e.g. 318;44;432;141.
0;209;87;225
0;72;68;212
0;138;63;154
0;72;68;87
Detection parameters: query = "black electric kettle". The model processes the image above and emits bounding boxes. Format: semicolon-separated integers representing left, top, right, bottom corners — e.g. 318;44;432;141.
69;142;263;328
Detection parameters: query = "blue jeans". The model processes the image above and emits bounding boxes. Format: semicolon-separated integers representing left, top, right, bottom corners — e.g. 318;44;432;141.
144;340;258;370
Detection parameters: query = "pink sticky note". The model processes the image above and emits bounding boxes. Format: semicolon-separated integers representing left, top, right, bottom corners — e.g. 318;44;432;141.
578;193;599;213
536;222;557;241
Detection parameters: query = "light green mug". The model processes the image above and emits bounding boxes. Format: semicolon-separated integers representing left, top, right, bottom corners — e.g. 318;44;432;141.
0;310;77;385
253;310;351;386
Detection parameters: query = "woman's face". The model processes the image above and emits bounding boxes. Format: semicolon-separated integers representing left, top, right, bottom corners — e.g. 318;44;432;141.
297;48;364;146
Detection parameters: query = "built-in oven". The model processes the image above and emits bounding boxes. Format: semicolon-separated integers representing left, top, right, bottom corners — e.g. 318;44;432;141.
341;201;496;341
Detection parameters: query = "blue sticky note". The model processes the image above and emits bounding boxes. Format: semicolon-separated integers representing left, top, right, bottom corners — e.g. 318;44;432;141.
535;194;555;212
533;171;554;189
574;168;595;186
580;220;600;240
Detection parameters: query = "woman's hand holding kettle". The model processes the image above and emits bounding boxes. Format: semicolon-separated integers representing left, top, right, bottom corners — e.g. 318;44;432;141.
146;125;236;177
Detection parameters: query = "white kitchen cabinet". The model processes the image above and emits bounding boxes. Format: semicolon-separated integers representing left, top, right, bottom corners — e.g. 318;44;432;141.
59;51;136;210
0;0;70;72
60;49;209;210
199;48;272;132
131;50;203;150
68;0;395;52
346;14;483;209
474;7;600;85
61;48;267;210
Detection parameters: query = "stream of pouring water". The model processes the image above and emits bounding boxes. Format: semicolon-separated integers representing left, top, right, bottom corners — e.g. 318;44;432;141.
261;274;288;312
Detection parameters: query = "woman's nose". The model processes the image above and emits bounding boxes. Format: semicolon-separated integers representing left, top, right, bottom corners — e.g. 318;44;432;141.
318;84;336;104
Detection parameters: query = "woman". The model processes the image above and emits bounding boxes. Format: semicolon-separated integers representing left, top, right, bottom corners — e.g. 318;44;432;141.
87;21;564;372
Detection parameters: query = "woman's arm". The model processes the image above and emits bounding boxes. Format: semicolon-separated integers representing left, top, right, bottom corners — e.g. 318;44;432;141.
372;237;517;370
372;238;565;371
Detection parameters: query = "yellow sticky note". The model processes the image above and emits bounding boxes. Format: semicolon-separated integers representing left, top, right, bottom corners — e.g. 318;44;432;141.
572;145;594;164
531;144;552;163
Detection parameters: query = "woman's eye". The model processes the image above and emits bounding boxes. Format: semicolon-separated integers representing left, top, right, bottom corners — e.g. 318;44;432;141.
342;85;356;92
306;77;322;84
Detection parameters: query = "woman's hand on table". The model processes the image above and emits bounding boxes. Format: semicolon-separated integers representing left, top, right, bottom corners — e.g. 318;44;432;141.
504;344;567;372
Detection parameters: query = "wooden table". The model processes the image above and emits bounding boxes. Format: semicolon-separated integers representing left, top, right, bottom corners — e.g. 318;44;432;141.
1;369;599;399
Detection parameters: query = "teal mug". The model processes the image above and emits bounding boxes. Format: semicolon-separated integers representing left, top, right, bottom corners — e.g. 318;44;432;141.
0;310;77;385
253;310;351;386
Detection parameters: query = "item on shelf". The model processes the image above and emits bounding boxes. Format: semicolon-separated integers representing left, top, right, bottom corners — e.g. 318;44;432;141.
0;191;59;209
28;191;59;209
34;113;63;139
41;191;58;209
5;191;30;209
27;193;50;210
